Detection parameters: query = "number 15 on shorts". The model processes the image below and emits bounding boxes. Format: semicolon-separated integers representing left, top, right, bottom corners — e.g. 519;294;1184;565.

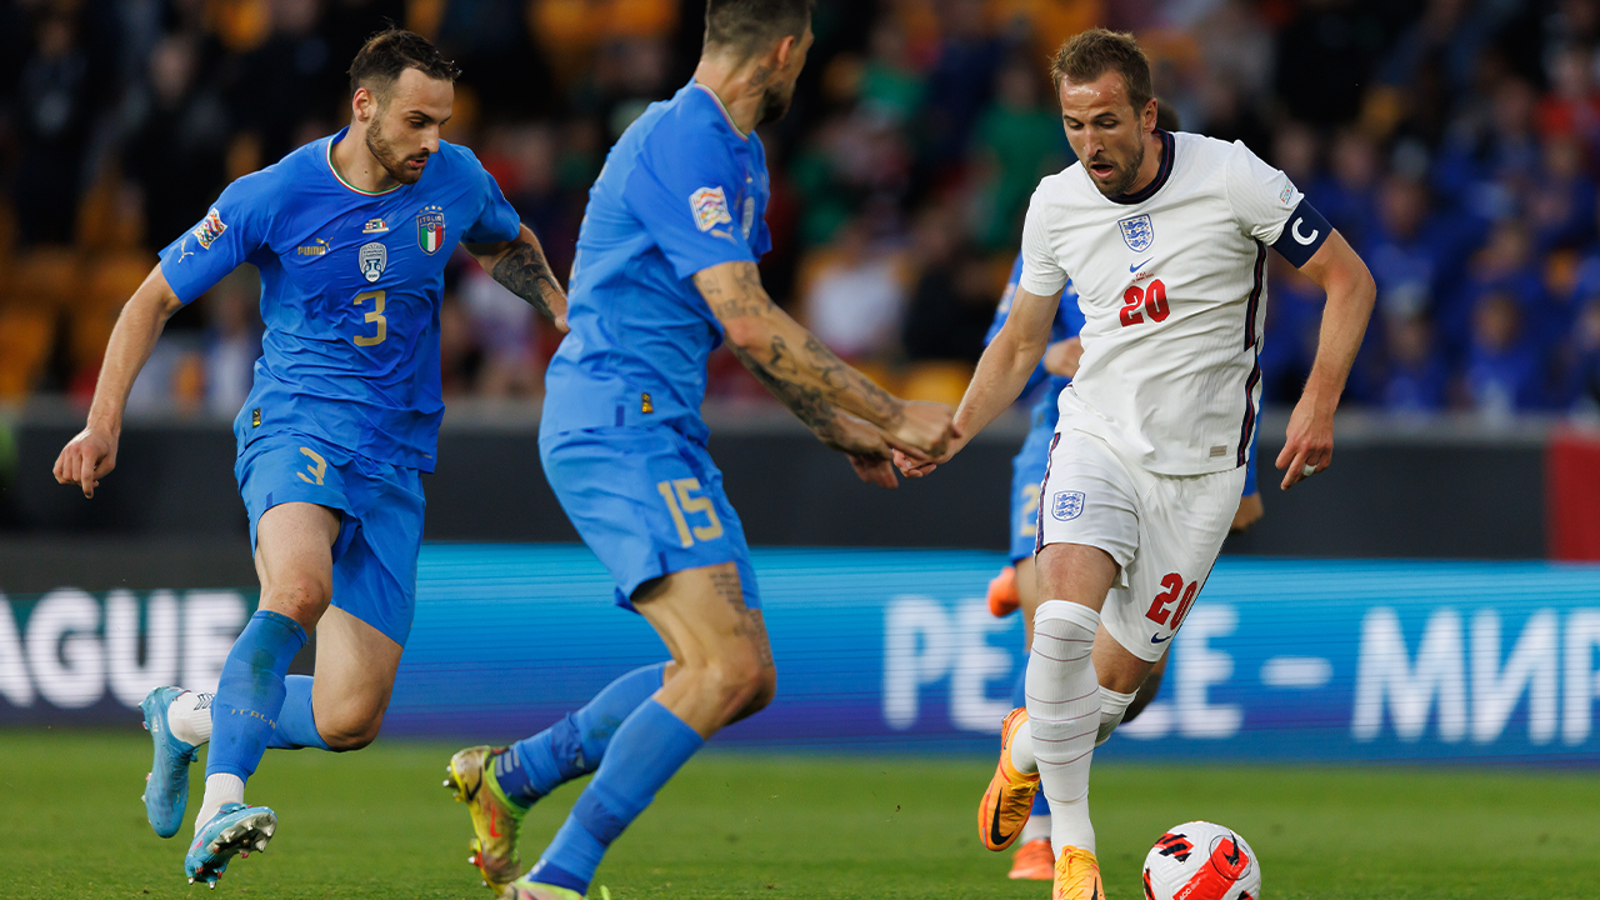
656;478;724;548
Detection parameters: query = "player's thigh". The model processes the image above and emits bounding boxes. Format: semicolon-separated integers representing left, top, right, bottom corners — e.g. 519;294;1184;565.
633;562;770;675
1033;430;1140;613
239;435;357;628
310;604;403;745
253;502;341;627
541;426;761;614
1100;465;1243;666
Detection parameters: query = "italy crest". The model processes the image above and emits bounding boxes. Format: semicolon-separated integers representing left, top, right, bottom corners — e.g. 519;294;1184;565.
417;206;446;254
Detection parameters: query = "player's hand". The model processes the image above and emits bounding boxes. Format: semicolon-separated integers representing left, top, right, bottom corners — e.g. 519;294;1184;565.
1275;392;1334;490
53;425;119;499
892;429;969;479
847;452;899;489
885;400;957;460
1230;492;1264;532
820;413;899;489
1042;337;1084;378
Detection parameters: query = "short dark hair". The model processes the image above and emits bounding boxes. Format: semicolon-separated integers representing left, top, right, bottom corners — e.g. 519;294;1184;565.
348;27;461;101
704;0;812;60
1050;28;1154;114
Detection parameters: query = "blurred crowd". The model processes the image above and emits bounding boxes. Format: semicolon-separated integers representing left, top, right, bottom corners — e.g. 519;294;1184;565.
5;0;1600;422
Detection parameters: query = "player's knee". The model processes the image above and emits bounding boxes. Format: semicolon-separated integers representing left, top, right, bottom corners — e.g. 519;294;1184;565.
705;651;767;711
261;572;332;623
320;708;385;751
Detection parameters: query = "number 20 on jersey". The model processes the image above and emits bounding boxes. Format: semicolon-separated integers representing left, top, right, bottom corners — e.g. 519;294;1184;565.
1120;278;1169;328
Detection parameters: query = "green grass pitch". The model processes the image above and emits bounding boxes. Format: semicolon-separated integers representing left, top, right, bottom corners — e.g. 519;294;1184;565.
2;730;1598;898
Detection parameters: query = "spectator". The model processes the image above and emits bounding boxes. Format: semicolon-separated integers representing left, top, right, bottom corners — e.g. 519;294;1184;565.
798;213;909;362
1458;290;1546;418
1378;312;1448;413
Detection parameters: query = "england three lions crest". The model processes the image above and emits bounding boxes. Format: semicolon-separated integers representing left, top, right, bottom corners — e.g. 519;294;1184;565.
1118;214;1154;252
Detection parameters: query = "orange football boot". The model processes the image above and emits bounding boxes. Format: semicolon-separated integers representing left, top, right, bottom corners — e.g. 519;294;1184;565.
1051;846;1104;900
1008;837;1054;880
987;565;1020;617
978;707;1039;851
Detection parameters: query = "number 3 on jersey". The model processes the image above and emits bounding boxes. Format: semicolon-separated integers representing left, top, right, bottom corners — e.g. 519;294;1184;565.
657;478;724;548
1120;278;1169;328
353;290;387;347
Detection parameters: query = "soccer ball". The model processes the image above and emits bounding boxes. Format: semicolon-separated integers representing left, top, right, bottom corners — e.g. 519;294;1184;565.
1141;820;1261;900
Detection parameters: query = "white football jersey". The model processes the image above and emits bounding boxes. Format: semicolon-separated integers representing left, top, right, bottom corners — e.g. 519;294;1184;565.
1019;131;1308;476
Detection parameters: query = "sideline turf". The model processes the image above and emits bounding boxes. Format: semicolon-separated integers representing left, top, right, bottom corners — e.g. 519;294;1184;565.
2;730;1596;898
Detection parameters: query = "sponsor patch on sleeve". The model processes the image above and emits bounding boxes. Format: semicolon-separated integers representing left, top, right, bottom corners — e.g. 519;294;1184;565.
191;208;227;250
689;186;733;233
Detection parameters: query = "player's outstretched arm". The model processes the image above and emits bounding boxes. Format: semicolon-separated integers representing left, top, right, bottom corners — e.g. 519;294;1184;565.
694;260;954;466
896;284;1060;479
465;224;569;333
53;265;184;498
1274;229;1375;491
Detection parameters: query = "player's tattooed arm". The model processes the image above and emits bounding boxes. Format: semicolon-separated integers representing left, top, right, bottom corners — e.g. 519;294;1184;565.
465;224;569;332
696;261;953;458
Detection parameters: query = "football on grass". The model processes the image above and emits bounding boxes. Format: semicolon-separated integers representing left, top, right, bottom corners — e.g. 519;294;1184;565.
1142;820;1261;900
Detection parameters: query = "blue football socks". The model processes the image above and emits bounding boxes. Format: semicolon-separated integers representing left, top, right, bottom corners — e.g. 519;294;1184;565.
206;610;308;780
496;662;667;807
528;699;703;894
265;675;332;751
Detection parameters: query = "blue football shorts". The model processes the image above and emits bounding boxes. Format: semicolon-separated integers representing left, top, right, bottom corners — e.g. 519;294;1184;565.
236;432;424;647
1008;423;1055;563
539;425;760;612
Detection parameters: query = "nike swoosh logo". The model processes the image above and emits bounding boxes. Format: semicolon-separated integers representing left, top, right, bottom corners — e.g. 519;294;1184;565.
462;775;482;803
1130;258;1152;273
988;798;1010;848
489;811;502;838
1150;634;1172;644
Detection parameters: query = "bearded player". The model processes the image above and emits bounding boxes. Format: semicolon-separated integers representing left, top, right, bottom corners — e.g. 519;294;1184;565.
898;29;1374;898
53;28;567;887
439;2;954;898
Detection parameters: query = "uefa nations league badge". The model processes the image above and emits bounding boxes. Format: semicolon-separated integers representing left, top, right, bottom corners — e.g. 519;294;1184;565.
417;205;446;254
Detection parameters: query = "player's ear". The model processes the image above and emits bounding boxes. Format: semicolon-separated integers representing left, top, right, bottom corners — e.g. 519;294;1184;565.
352;86;376;124
773;33;798;70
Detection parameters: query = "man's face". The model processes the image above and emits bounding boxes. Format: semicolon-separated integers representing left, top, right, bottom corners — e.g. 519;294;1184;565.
1058;70;1153;197
758;25;814;126
363;68;454;185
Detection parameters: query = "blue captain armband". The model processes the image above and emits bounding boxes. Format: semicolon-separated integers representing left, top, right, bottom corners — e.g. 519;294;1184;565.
1271;199;1332;268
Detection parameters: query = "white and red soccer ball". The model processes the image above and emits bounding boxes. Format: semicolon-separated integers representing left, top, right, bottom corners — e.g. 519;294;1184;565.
1142;820;1261;900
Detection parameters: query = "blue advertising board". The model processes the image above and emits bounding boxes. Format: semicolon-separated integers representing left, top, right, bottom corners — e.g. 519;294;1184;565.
4;547;1600;763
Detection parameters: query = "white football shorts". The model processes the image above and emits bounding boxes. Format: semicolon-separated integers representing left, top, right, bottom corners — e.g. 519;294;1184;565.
1035;424;1245;662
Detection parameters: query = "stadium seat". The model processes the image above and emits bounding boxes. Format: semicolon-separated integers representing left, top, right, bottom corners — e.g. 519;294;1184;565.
899;361;972;406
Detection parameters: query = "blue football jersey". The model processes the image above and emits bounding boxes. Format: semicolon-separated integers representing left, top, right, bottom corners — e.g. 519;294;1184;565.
159;129;521;471
984;253;1086;433
542;80;773;443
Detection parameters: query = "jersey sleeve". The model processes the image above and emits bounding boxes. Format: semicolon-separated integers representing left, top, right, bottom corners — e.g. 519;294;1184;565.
158;175;271;305
625;134;758;280
1224;141;1303;246
462;154;523;244
1017;188;1070;297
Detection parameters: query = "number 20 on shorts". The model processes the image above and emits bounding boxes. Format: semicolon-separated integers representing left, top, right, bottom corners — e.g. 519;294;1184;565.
1144;572;1198;629
656;478;724;548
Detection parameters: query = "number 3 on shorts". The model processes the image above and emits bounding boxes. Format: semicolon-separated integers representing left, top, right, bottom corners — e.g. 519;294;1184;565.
656;478;724;548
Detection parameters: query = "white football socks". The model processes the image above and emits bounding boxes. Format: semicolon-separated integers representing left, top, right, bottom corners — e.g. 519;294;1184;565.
1096;685;1138;747
167;690;214;746
194;773;245;834
1020;813;1052;845
1026;600;1102;855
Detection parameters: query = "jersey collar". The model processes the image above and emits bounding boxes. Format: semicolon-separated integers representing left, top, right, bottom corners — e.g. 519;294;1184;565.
326;127;406;197
691;80;750;141
1107;129;1174;206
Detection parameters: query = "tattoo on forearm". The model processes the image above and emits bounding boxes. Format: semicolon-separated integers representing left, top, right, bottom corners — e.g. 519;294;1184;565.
491;241;564;321
704;263;905;432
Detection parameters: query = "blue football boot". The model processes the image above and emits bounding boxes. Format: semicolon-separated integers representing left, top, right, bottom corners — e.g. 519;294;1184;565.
140;686;199;839
185;802;277;888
